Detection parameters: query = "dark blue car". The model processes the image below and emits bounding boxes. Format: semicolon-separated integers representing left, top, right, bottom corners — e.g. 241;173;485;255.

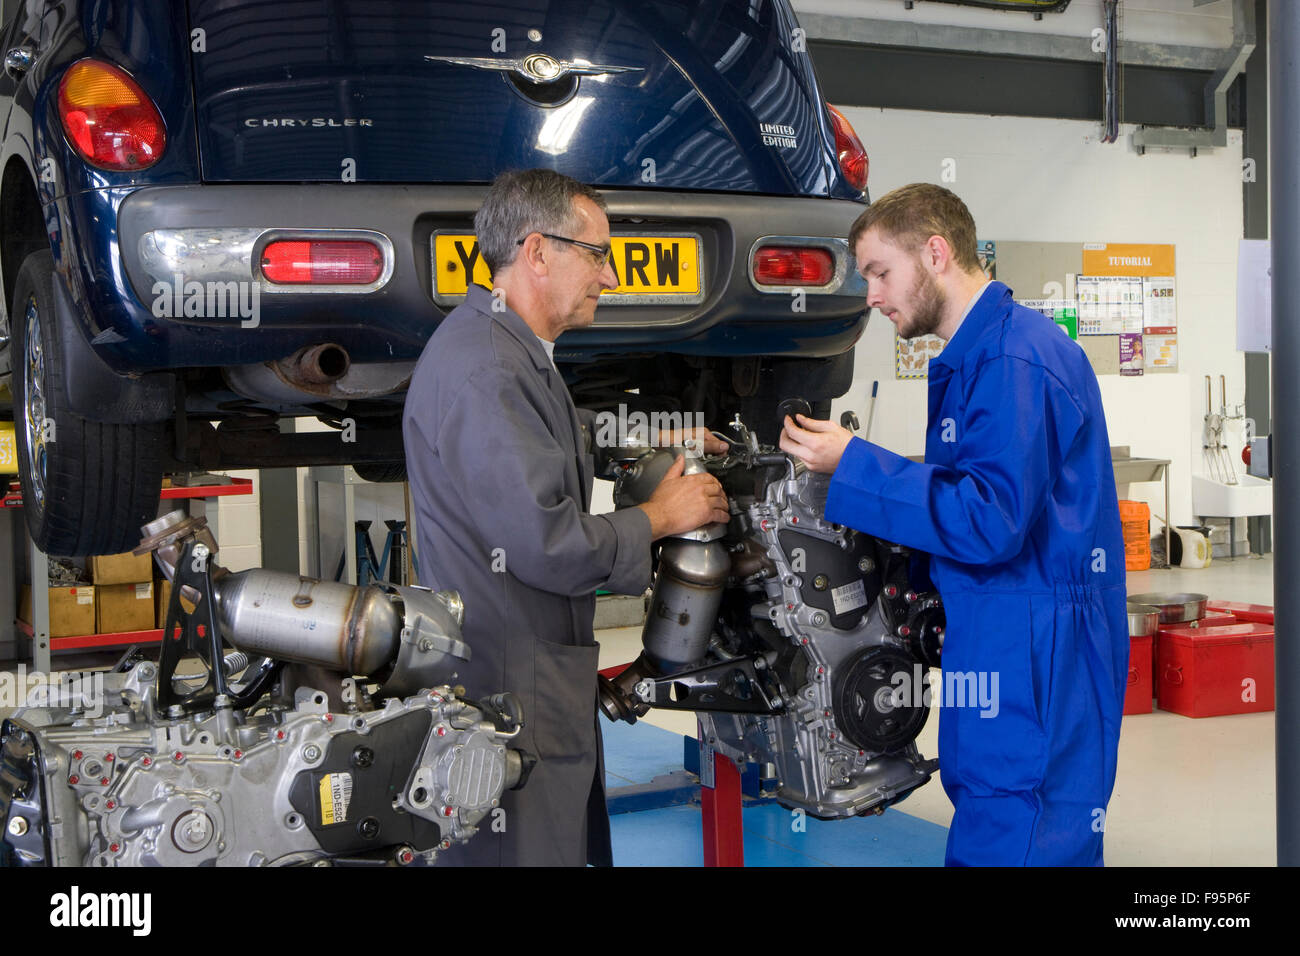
0;0;870;555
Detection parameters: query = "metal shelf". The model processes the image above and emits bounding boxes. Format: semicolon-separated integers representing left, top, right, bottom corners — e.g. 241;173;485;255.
3;476;253;509
15;619;168;652
15;476;254;671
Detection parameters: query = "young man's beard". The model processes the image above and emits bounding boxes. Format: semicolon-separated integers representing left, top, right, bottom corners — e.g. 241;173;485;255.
897;264;947;339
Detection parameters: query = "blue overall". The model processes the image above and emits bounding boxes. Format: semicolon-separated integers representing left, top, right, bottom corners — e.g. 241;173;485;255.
826;282;1129;866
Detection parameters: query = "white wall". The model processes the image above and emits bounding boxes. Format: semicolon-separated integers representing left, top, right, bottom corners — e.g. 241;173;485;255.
209;469;262;572
793;0;1235;47
832;106;1246;528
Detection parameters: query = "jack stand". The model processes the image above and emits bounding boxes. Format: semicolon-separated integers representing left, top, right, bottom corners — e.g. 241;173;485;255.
338;520;415;586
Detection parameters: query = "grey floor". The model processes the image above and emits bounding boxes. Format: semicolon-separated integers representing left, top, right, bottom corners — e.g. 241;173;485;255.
598;552;1280;866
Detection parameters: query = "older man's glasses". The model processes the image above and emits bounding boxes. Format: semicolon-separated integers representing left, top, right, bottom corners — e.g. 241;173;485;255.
517;232;612;269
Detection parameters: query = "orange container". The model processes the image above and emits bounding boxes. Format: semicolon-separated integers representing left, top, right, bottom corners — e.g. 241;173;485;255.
1119;500;1151;571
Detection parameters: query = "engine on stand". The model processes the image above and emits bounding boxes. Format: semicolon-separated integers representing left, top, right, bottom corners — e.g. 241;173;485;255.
1;512;532;867
600;414;945;819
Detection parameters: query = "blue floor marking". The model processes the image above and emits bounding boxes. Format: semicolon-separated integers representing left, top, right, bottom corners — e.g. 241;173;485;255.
602;719;950;866
601;716;691;786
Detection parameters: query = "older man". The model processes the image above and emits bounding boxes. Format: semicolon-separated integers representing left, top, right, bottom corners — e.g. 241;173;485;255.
781;183;1129;866
403;169;729;866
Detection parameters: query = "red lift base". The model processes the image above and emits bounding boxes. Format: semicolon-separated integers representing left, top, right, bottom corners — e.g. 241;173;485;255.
699;723;744;867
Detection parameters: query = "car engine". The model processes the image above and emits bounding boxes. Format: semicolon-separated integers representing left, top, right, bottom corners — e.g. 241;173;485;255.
600;414;944;819
1;512;532;867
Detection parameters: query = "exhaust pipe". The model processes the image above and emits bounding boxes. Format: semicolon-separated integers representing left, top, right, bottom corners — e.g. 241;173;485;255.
277;342;351;386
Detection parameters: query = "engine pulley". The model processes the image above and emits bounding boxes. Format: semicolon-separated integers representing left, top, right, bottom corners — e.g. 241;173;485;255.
831;646;929;753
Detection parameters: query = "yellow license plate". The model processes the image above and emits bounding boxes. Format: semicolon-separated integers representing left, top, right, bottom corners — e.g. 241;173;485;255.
432;233;702;304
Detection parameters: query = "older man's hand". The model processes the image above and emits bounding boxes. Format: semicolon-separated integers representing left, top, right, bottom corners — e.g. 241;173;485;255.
778;414;854;474
640;455;731;539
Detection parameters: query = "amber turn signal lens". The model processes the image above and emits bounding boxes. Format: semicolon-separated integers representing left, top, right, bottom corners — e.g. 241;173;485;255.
58;59;166;171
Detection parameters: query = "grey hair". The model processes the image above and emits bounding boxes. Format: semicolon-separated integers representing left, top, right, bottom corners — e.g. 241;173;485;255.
474;169;608;274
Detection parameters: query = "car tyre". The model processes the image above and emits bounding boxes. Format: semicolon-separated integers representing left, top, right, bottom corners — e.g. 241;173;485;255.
352;461;407;483
11;250;164;556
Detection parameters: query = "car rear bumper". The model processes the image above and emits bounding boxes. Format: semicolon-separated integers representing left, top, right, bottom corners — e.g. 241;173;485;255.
86;184;868;372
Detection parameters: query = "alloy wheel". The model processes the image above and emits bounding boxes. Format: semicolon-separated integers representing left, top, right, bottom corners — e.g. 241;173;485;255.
22;296;48;510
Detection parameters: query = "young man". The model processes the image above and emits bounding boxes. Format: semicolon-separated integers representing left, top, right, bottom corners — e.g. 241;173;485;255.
403;169;729;866
781;183;1129;866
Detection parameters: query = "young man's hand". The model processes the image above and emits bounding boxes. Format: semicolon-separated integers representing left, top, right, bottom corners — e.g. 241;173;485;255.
778;414;854;474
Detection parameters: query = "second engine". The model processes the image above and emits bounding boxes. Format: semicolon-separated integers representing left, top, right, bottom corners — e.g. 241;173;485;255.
1;512;531;867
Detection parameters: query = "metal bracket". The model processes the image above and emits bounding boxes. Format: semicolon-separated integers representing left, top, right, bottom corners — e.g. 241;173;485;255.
156;539;282;714
635;657;782;715
374;585;470;698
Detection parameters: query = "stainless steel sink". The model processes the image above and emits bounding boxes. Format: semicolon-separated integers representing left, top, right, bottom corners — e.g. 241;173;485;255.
1112;457;1171;485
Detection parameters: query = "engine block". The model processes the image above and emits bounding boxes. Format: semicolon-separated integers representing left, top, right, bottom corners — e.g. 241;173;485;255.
2;664;524;867
603;425;944;819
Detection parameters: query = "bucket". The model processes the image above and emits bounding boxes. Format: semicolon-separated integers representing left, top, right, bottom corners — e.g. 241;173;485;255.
1170;527;1212;569
1119;499;1151;571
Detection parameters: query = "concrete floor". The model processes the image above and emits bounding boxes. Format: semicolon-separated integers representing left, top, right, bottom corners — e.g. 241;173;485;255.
598;552;1279;866
1;552;1278;865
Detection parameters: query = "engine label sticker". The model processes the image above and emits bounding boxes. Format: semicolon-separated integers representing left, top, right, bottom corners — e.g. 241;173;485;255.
831;580;868;616
318;772;353;826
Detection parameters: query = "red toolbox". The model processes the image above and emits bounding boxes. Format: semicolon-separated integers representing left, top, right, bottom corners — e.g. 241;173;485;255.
1150;610;1237;677
1124;634;1153;714
1200;609;1239;626
1156;623;1275;717
1206;601;1274;625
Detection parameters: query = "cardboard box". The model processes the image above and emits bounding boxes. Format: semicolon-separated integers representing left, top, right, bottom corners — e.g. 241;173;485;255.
91;550;153;586
157;578;171;629
97;582;155;634
1123;634;1152;715
155;579;196;632
19;585;96;637
1156;623;1275;718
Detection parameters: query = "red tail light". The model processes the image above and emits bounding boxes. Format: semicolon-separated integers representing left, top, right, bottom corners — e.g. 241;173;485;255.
753;246;835;286
58;60;166;170
827;104;868;193
261;240;384;284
